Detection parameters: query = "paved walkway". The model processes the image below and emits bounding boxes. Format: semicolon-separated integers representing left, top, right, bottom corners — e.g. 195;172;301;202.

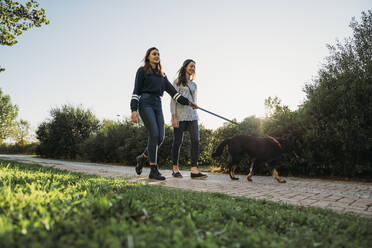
1;154;372;218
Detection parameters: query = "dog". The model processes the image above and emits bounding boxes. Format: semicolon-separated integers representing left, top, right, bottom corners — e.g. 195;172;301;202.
212;134;299;183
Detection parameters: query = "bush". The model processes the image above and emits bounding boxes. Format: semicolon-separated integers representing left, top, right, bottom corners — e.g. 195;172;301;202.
80;120;214;169
36;104;100;159
0;142;38;154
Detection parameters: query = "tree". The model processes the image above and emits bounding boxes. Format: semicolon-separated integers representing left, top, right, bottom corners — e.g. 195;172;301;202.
261;11;372;178
1;0;49;72
264;96;283;118
36;104;100;159
11;119;31;145
301;10;372;177
263;96;303;137
0;0;49;46
0;88;18;143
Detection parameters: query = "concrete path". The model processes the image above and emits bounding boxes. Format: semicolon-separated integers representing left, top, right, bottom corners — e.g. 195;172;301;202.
1;154;372;218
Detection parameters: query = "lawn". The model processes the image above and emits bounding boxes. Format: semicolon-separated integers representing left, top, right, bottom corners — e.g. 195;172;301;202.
0;160;371;248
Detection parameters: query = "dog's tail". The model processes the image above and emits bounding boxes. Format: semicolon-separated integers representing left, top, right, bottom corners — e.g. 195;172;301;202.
212;138;231;158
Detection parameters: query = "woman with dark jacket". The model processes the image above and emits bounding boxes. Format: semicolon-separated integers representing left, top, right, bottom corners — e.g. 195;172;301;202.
130;47;197;180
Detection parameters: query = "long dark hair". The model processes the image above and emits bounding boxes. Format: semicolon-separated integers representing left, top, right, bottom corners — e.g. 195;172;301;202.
176;59;195;86
143;47;163;76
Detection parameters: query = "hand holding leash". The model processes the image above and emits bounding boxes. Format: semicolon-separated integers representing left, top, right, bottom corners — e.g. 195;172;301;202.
189;101;198;109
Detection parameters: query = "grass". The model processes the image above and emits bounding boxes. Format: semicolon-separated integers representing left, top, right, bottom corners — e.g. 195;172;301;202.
0;160;371;248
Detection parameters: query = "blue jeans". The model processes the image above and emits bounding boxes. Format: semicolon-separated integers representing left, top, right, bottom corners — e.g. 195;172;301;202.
139;93;165;164
172;120;199;167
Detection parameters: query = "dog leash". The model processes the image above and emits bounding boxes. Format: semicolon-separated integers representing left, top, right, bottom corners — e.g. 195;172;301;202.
197;106;282;149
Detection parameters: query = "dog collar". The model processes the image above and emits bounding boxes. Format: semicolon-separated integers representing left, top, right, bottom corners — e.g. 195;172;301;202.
270;137;282;149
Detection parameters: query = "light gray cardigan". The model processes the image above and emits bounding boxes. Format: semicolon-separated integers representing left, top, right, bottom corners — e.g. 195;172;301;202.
170;80;198;121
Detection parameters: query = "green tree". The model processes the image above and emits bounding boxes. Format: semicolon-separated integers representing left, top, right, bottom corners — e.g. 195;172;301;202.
82;119;148;164
264;96;283;118
11;119;31;145
36;104;100;159
301;10;372;177
1;0;49;72
0;88;18;143
263;96;304;138
260;11;372;178
0;0;49;46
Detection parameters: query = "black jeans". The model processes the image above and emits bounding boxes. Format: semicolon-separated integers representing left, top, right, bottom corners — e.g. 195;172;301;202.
172;120;199;167
138;93;164;164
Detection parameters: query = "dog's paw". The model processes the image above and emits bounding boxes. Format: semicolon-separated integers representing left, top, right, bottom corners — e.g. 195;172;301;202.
279;179;286;183
247;178;253;182
230;177;239;180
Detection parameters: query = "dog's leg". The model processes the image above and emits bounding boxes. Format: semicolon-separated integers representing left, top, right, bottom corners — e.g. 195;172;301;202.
228;156;239;180
272;168;286;183
247;159;255;182
229;165;239;180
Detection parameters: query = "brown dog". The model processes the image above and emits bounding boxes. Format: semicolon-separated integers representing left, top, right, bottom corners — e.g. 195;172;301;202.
212;135;298;183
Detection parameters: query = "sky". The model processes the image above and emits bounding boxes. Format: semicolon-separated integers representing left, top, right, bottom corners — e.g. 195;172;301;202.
1;0;371;134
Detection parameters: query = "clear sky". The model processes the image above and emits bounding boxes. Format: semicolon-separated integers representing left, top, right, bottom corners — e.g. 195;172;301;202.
1;0;371;133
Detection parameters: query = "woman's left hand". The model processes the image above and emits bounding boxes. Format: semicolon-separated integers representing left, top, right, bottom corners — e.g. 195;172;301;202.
131;111;139;123
189;101;198;109
172;117;179;128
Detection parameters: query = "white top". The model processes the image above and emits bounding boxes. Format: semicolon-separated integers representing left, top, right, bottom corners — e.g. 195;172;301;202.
170;80;198;121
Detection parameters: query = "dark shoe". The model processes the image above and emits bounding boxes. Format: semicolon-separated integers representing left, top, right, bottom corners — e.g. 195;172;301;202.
191;172;208;179
172;171;183;178
135;154;147;175
149;165;166;180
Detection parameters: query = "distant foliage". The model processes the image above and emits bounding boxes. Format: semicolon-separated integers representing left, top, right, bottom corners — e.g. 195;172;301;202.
36;105;100;159
0;142;38;154
11;119;32;145
0;88;18;143
80;120;213;169
81;120;148;164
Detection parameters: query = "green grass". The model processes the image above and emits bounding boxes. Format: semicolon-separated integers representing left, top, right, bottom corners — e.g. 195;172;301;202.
0;161;371;248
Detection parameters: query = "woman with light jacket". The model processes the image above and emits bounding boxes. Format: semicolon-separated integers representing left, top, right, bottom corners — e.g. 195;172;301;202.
170;59;207;179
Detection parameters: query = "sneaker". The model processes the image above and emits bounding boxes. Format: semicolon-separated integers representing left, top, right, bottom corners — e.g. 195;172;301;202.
190;172;208;179
172;171;183;178
135;154;147;175
149;165;166;180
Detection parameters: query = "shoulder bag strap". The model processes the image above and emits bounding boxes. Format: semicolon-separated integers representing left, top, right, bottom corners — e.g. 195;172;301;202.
185;83;195;102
